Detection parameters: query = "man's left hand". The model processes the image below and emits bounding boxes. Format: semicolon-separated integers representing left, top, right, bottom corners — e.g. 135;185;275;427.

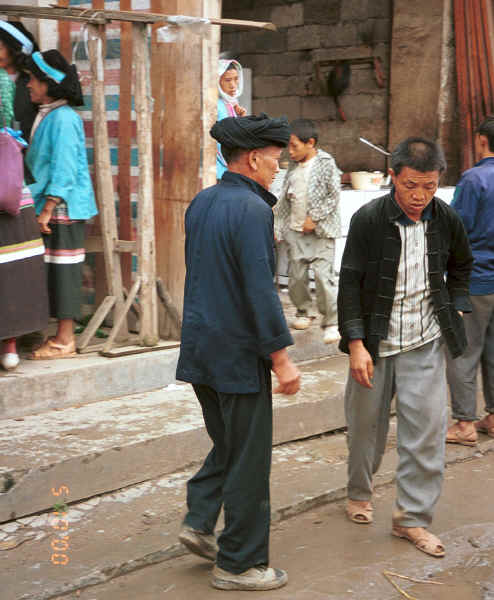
303;215;316;234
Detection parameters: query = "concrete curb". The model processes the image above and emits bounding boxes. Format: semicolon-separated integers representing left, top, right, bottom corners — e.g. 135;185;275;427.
0;330;338;422
0;356;347;523
19;437;494;600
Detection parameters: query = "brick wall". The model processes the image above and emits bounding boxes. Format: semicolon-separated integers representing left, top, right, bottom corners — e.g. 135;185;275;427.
221;0;393;173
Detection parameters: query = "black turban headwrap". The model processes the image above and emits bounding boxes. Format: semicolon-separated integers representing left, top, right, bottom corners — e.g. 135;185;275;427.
25;49;84;107
210;112;290;150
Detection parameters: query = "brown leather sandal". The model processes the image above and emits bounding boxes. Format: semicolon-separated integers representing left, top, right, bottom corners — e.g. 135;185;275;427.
475;416;494;439
392;525;445;558
446;422;477;446
29;339;77;360
346;500;373;524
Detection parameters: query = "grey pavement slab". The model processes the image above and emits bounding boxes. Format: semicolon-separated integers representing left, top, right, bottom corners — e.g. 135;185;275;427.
0;356;348;524
1;426;493;600
0;345;180;420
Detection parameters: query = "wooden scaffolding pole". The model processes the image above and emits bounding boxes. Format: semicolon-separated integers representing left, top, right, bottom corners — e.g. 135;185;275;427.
133;22;159;346
78;23;129;350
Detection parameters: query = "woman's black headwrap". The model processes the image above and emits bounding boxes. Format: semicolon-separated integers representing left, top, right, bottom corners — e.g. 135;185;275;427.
0;20;38;54
25;49;83;107
0;20;39;70
211;112;290;150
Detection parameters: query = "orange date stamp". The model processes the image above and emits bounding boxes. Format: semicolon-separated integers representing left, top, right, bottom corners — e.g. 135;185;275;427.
50;486;70;566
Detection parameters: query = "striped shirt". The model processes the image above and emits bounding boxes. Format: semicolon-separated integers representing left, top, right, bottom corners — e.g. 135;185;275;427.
379;208;441;357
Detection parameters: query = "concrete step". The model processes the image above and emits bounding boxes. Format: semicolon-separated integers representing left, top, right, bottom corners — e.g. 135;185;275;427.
0;343;180;420
0;356;348;524
2;424;492;600
0;295;338;421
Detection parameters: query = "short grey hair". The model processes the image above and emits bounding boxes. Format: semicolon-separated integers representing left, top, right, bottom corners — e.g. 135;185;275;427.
390;137;446;176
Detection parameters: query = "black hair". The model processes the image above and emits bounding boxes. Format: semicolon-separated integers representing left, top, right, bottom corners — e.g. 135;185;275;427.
25;49;83;106
221;145;245;164
226;62;238;72
0;21;39;71
290;118;318;145
390;137;446;175
476;116;494;152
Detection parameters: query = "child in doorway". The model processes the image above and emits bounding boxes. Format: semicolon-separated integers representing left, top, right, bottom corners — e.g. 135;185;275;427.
216;59;247;179
274;119;341;344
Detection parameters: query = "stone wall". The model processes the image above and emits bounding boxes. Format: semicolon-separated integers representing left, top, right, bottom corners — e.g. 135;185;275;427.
221;0;393;173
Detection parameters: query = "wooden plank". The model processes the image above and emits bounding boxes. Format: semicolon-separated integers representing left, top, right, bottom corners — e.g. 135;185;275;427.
100;340;180;358
103;277;141;353
156;277;181;335
201;0;221;188
77;295;116;350
0;5;276;28
57;0;71;60
87;22;129;341
118;0;133;291
0;6;107;23
133;22;159;346
77;342;106;354
115;240;137;252
154;0;203;339
85;236;136;253
150;0;165;207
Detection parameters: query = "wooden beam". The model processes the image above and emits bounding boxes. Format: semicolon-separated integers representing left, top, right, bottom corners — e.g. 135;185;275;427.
0;5;276;29
133;22;159;347
118;0;133;291
85;236;136;253
115;239;137;253
87;22;128;340
77;295;116;351
57;0;71;60
103;277;141;353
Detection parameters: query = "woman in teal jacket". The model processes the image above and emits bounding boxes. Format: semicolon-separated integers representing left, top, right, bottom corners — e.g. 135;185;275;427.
25;50;98;359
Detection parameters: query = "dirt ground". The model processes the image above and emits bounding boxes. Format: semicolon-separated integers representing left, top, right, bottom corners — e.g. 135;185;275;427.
52;451;494;600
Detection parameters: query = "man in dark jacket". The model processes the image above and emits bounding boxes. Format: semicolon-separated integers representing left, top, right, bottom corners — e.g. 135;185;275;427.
446;116;494;446
176;113;300;591
338;138;472;558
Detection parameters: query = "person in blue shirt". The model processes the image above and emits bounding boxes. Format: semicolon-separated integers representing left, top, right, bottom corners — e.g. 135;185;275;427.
447;116;494;445
176;114;300;591
25;50;97;359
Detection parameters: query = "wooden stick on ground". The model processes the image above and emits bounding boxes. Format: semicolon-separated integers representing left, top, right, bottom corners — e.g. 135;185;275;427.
383;570;443;585
382;571;420;600
382;570;444;600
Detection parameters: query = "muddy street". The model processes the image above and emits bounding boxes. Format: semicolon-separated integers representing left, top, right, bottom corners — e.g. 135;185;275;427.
56;451;494;600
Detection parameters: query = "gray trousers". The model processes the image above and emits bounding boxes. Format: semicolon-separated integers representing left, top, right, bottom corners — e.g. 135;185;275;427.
345;339;447;528
285;229;337;328
446;294;494;421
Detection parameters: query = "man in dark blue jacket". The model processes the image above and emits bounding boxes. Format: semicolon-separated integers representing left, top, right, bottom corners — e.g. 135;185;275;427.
176;114;300;591
447;116;494;446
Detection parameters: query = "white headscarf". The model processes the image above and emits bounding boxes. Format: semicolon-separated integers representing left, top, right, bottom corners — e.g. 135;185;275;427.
218;59;243;106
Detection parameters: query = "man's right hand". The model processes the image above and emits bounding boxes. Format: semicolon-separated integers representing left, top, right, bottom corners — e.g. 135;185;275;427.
348;339;374;388
270;348;301;395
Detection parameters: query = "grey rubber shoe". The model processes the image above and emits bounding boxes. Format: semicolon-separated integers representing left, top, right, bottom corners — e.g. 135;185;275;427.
211;565;288;591
178;525;218;561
